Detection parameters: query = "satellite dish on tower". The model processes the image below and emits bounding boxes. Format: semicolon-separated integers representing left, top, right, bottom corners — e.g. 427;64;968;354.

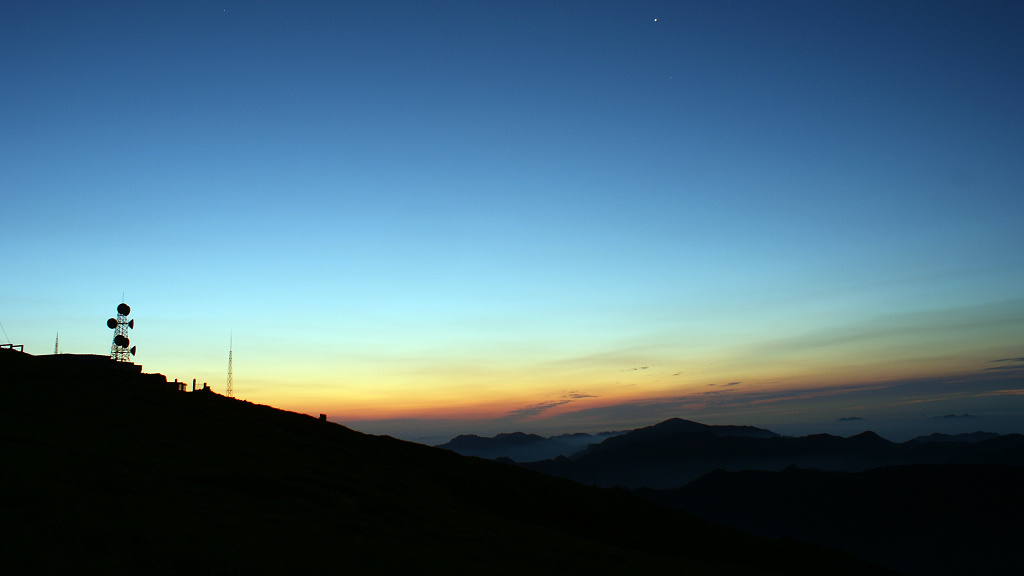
108;302;137;363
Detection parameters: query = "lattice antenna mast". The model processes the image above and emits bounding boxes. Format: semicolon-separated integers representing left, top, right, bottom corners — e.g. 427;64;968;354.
55;332;59;354
226;333;234;397
107;302;136;362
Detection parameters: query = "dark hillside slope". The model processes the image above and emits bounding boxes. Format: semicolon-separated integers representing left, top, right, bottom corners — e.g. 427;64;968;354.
0;350;892;575
642;464;1024;576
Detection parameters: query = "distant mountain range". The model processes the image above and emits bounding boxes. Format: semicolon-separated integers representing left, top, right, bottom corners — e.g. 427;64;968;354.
516;417;1024;489
1;348;888;575
436;430;625;461
469;417;1022;576
910;430;1002;443
436;418;781;463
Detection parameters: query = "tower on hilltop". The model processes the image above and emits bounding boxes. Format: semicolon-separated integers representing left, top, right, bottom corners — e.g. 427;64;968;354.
107;302;136;362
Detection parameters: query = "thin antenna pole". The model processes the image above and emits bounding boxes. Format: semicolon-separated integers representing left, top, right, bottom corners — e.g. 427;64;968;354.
55;332;59;354
226;333;234;398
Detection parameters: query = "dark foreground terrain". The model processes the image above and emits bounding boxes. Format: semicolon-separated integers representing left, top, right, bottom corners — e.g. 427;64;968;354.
0;349;892;575
641;465;1024;576
510;417;1024;575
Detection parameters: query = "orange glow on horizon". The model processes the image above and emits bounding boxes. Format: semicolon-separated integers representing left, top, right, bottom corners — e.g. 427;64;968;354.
274;358;1004;424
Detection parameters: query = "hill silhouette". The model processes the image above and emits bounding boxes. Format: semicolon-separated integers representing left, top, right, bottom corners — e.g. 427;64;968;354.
640;464;1024;576
437;430;623;462
0;349;892;575
521;417;1024;488
909;431;1002;443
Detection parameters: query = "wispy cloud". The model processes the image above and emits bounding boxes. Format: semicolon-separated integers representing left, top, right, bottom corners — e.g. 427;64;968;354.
504;390;599;420
505;400;572;419
980;389;1024;397
728;300;1024;373
346;369;1024;443
984;357;1024;372
534;369;1024;433
983;364;1024;372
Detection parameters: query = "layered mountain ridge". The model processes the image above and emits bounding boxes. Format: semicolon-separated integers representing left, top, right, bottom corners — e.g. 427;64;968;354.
518;418;1024;489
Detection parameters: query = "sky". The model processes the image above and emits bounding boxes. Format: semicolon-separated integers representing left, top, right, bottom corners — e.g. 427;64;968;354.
3;1;1022;444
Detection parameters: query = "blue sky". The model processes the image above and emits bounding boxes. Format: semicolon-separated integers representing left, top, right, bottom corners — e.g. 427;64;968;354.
3;1;1022;443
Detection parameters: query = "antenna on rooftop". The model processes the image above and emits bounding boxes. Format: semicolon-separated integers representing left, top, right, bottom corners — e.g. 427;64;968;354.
226;333;234;398
55;332;59;354
107;302;136;362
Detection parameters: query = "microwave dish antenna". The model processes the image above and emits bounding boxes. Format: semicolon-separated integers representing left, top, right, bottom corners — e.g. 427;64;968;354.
107;302;136;362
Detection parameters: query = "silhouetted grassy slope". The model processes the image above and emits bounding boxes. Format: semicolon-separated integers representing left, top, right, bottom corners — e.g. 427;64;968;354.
1;350;892;575
642;465;1024;576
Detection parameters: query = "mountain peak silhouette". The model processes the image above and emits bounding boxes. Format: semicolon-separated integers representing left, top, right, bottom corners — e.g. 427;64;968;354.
522;417;1024;490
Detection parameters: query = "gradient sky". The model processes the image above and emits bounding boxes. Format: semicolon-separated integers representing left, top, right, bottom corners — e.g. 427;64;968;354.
3;1;1022;443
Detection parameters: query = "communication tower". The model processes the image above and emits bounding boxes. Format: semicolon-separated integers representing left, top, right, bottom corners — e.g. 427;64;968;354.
226;335;234;397
54;332;59;354
107;302;136;362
